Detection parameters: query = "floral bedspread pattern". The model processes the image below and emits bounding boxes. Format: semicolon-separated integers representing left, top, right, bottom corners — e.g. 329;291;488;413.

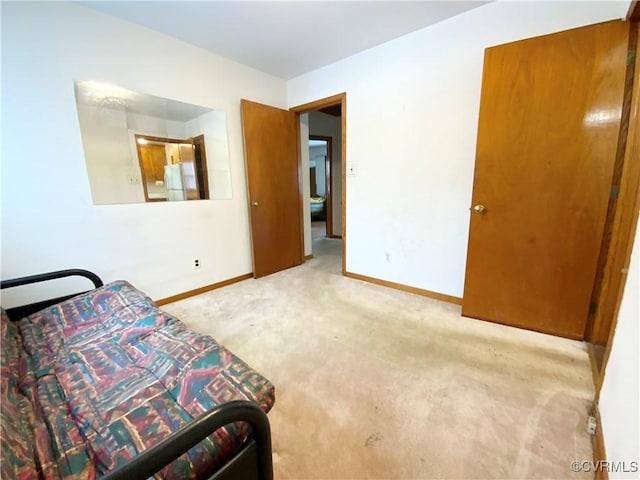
0;281;275;479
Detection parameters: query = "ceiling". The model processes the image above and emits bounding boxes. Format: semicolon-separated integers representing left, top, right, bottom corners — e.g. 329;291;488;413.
79;1;488;80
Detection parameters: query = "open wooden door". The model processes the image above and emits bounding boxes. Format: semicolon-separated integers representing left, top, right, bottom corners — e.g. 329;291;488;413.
462;21;630;339
241;99;303;278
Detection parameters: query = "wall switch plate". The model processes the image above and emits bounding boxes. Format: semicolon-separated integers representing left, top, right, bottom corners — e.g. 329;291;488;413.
347;163;357;177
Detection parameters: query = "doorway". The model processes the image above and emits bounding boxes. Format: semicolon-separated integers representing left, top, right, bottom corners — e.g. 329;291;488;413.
291;94;346;272
240;94;346;278
309;135;332;243
135;134;209;203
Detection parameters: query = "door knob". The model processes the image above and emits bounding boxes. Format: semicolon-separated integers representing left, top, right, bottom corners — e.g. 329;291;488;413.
252;201;259;207
472;204;486;214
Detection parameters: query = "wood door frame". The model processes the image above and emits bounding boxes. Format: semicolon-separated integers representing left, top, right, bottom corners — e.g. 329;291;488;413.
290;93;347;274
594;18;640;399
586;22;638;345
309;134;333;238
135;133;210;202
629;1;639;22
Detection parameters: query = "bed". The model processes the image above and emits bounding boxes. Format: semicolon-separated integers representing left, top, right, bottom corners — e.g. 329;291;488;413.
310;196;325;220
0;269;274;480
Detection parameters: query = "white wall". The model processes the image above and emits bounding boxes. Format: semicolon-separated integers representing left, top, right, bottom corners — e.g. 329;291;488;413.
1;2;287;303
309;111;343;236
287;0;630;297
599;221;639;479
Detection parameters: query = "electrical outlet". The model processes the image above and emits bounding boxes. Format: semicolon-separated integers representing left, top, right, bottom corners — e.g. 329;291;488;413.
193;258;201;269
385;252;391;262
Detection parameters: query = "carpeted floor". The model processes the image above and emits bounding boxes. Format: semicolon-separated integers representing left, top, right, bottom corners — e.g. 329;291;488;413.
162;232;595;479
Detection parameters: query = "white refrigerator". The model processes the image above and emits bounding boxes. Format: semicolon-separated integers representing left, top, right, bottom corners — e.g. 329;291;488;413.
164;164;186;201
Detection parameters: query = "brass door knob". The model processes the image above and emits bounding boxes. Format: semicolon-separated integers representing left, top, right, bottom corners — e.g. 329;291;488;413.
252;201;259;207
472;204;486;214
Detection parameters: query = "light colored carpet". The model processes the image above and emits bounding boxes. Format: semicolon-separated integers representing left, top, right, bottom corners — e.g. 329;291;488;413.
162;235;595;479
311;220;326;241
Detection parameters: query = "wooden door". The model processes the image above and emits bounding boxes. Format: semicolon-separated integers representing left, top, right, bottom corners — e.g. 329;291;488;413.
462;21;629;339
140;144;167;182
241;99;303;278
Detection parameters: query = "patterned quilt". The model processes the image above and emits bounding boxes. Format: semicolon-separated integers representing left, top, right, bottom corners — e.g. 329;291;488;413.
0;281;275;479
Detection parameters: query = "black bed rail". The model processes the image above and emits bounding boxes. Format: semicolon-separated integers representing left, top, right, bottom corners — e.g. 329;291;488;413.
102;400;273;480
0;269;104;321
